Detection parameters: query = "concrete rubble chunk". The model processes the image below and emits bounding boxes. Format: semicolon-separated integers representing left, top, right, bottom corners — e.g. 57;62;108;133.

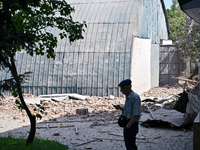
76;108;88;115
40;93;88;101
109;95;115;100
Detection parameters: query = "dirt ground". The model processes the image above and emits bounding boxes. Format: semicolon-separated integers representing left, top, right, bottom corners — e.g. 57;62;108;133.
0;85;194;150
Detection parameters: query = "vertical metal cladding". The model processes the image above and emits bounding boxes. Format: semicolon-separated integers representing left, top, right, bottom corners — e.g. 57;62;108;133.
0;0;169;96
159;45;180;86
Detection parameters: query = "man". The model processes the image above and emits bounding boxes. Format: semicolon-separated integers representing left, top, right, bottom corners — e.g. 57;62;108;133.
114;79;141;150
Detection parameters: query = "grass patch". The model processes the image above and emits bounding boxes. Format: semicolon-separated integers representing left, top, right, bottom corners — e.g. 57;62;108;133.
0;136;69;150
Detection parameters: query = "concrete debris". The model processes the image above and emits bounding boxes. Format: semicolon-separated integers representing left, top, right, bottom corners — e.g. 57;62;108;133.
142;85;183;98
73;139;98;147
141;83;200;128
74;126;79;134
76;108;88;115
109;95;115;100
141;94;180;112
40;93;89;101
93;137;124;141
0;84;196;129
0;85;194;150
36;125;74;129
0;94;125;124
52;133;60;136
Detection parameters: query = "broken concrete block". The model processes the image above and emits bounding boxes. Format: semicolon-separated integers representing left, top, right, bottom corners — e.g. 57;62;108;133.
109;95;115;100
52;133;60;136
76;108;88;115
13;116;20;120
41;101;50;106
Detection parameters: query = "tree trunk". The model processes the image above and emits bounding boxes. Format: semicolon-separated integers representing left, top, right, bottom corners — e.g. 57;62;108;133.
10;57;36;146
26;115;36;146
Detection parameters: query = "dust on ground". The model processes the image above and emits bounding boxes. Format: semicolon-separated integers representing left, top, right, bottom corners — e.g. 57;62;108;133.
0;85;193;150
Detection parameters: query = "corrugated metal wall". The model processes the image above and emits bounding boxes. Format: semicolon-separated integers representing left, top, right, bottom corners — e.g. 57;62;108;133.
0;0;169;96
159;45;180;86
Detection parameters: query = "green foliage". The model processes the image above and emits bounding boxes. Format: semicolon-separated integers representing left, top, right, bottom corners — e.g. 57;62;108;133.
35;104;45;120
0;0;86;60
15;99;24;110
167;0;200;65
0;136;69;150
15;99;45;120
166;0;187;44
178;19;199;64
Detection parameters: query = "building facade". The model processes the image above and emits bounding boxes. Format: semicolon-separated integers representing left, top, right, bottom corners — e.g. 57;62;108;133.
1;0;169;96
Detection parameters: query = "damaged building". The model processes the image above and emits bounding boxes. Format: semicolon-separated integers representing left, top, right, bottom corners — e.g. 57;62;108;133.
0;0;171;96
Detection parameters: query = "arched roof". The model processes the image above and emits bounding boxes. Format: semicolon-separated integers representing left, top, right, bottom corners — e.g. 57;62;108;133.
1;0;169;96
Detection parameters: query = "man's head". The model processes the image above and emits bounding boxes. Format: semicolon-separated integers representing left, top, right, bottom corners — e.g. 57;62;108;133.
118;79;132;96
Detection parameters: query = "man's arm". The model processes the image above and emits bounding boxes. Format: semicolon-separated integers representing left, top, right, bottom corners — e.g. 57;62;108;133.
126;115;140;128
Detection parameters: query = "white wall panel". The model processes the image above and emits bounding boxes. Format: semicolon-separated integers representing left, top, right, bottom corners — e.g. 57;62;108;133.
131;36;151;94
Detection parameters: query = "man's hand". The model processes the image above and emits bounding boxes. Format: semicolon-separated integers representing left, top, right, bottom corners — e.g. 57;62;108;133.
112;104;123;111
126;116;139;129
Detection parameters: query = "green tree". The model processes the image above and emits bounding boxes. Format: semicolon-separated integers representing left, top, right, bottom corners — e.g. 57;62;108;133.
167;0;199;78
178;17;199;78
166;0;187;44
0;0;86;146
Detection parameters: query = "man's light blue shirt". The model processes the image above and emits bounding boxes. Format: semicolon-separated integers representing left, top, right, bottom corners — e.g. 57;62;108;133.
123;91;141;121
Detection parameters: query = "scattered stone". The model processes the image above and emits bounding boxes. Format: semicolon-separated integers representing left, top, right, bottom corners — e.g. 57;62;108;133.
76;108;88;115
50;118;57;121
52;133;60;136
13;116;20;120
109;95;115;100
41;101;50;106
0;84;192;122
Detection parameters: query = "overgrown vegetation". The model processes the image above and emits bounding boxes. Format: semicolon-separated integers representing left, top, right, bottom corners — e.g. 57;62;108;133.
166;0;200;78
0;136;69;150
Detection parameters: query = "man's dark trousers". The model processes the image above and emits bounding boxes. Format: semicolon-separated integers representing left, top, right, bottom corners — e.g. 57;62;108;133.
123;122;139;150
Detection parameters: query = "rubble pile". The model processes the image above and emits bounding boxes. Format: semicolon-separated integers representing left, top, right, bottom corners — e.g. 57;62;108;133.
141;85;184;112
142;85;183;98
141;94;180;112
0;94;125;121
0;86;194;150
39;95;126;119
0;84;195;123
141;83;200;128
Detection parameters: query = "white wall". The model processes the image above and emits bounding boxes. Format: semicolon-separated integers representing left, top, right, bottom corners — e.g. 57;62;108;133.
151;44;159;88
131;36;151;95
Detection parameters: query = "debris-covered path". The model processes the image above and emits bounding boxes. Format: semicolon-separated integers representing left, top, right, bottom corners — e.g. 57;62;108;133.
0;85;193;150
